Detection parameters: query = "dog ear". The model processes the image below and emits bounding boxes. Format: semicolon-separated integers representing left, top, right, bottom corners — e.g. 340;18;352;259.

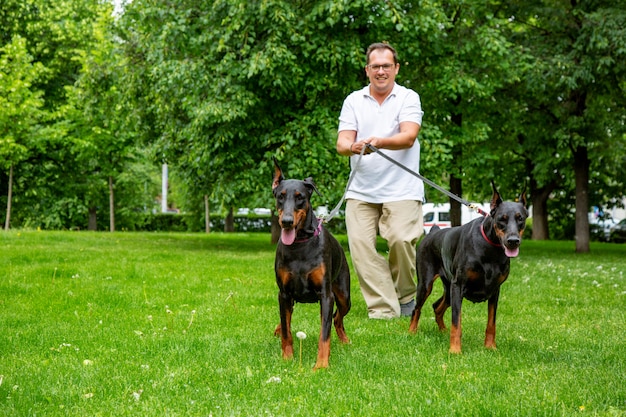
517;183;528;207
304;177;321;197
490;181;503;215
272;157;284;190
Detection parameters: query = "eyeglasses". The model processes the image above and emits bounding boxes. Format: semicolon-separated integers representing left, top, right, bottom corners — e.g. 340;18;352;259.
366;63;396;72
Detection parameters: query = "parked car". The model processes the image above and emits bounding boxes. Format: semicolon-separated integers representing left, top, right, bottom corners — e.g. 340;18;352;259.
609;219;626;243
590;218;617;242
422;203;490;234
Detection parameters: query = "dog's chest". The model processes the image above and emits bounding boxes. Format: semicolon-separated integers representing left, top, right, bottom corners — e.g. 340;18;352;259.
461;260;509;302
277;246;326;301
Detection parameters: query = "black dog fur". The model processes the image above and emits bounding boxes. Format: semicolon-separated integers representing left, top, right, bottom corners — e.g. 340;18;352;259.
409;183;528;353
272;158;351;369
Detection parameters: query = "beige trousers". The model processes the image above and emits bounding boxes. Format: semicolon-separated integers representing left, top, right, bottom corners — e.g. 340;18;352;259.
346;199;423;319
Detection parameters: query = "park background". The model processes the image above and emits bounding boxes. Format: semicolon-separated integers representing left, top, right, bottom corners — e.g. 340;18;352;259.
2;2;626;415
1;0;625;253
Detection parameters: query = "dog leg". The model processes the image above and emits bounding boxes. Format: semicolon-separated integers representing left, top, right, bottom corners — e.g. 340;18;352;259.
314;295;334;370
485;291;499;350
433;295;450;331
409;269;438;333
332;272;351;344
449;283;463;354
278;295;294;360
332;297;350;344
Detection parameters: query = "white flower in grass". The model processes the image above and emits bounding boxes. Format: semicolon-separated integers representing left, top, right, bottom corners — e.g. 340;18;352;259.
82;359;93;366
296;331;307;368
265;376;281;384
132;389;143;401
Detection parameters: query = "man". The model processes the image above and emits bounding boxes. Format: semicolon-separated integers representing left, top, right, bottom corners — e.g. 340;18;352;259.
336;42;424;319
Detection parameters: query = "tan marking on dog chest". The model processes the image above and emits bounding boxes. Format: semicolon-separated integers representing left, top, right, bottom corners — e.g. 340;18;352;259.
309;264;326;287
278;267;292;286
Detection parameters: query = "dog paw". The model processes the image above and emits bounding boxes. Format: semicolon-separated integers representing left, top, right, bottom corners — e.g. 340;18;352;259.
449;346;462;354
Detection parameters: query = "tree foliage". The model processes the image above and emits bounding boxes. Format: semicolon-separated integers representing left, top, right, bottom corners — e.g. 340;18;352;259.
496;0;626;250
1;0;625;247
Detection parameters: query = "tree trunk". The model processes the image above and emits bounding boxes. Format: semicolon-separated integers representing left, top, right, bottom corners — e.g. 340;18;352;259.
271;212;280;244
88;206;97;231
449;174;462;227
530;180;556;241
4;164;13;231
109;175;115;232
204;194;210;233
574;145;590;253
224;206;234;232
449;98;463;227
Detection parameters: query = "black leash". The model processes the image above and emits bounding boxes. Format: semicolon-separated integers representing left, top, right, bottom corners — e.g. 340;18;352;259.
322;144;488;223
366;144;489;217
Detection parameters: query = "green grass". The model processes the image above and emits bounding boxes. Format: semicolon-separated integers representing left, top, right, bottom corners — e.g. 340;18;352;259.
1;231;625;416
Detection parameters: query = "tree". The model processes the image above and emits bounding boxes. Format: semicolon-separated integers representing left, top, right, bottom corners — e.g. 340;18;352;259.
0;36;45;230
1;0;133;230
117;0;446;233
62;5;136;232
408;1;525;226
502;1;626;251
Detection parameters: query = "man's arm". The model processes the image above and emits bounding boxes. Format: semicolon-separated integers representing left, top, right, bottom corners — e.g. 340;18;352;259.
337;122;420;156
337;130;358;156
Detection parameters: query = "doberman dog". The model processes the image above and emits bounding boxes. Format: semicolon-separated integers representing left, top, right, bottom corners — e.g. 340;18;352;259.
272;158;351;369
409;183;528;353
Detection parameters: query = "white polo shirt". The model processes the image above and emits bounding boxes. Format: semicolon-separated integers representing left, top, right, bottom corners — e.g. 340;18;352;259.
338;83;424;203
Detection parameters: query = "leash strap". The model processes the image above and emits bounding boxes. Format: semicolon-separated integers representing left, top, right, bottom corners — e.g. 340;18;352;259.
322;145;367;223
366;144;489;217
321;143;489;223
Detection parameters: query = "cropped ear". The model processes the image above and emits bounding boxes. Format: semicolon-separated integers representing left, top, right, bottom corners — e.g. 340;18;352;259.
304;177;322;197
517;183;528;207
272;157;284;191
490;181;503;215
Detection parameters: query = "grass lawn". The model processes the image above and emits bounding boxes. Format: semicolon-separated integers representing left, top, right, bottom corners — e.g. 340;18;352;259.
0;230;625;416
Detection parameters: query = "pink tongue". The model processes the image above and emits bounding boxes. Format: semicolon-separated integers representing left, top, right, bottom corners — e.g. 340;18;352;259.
281;229;296;245
505;247;519;258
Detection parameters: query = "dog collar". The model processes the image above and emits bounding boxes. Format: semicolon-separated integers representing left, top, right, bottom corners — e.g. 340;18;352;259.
293;218;322;243
480;221;502;248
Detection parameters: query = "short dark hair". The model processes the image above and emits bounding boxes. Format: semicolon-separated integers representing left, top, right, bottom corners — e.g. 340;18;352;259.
366;42;398;64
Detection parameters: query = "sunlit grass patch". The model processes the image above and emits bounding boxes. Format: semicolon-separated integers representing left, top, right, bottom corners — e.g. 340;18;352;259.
0;231;624;416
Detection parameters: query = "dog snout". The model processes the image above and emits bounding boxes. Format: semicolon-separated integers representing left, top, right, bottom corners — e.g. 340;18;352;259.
280;213;294;229
506;236;520;248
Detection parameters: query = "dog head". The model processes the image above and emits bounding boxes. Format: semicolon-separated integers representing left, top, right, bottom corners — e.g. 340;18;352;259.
272;158;320;245
489;181;529;257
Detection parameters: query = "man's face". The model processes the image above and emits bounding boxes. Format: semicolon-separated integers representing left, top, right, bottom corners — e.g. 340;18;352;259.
365;48;399;95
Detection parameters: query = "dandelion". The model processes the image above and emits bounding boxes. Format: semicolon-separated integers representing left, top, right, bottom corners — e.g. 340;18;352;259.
147;315;155;330
296;331;307;368
165;306;173;329
265;376;281;384
132;389;143;401
185;310;197;332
